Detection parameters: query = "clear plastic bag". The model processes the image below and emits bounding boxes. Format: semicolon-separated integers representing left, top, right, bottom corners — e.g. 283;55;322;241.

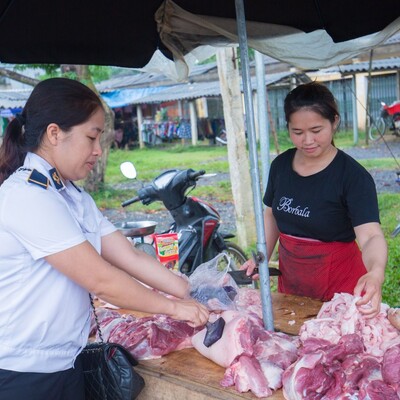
188;254;239;311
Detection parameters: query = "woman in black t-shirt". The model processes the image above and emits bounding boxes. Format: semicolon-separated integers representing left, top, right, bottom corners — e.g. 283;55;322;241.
243;82;387;318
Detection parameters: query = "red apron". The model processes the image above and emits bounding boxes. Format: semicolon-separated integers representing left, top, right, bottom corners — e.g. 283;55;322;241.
278;233;367;301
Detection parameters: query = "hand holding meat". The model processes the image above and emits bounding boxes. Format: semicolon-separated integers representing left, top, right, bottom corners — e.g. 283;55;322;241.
353;270;384;318
170;299;209;328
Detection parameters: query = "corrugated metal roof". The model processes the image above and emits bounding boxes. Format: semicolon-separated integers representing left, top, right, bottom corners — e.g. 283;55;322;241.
0;90;31;108
321;57;400;74
96;62;219;92
133;81;221;104
124;71;294;105
96;72;168;91
0;71;293;109
96;59;289;93
185;62;218;76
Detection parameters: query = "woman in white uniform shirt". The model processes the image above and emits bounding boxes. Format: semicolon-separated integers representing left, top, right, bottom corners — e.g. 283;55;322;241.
0;78;209;400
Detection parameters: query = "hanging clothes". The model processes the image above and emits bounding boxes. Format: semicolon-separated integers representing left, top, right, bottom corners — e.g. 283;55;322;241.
177;119;192;139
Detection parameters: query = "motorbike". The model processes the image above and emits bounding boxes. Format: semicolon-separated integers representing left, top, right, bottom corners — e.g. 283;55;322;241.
117;161;248;276
369;100;400;141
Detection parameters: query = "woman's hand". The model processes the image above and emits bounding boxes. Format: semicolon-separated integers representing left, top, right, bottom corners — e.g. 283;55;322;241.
170;299;210;328
240;258;260;280
388;308;400;330
354;222;387;319
353;271;384;318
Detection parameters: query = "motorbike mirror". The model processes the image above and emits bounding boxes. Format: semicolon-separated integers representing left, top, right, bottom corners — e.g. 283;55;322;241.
120;161;137;180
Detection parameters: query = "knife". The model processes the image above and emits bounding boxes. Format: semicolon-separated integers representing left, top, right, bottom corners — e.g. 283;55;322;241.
203;317;226;347
228;267;281;285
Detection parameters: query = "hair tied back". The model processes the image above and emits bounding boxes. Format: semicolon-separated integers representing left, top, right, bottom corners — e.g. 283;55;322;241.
15;113;26;126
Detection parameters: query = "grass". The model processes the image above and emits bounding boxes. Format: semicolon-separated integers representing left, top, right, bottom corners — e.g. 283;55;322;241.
105;145;229;183
357;158;400;170
93;132;400;307
377;194;400;307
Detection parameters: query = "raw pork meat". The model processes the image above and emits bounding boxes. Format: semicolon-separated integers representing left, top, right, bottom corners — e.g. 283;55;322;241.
382;343;400;392
283;334;366;399
192;308;299;398
92;308;198;360
389;307;400;330
234;287;264;319
221;355;274;398
252;329;299;370
283;293;400;399
191;310;262;367
300;293;400;358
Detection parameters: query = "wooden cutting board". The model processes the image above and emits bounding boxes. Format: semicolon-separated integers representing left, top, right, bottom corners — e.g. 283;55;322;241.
112;292;322;399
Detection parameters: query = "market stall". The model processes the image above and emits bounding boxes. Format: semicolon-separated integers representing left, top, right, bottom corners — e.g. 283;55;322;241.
113;292;322;399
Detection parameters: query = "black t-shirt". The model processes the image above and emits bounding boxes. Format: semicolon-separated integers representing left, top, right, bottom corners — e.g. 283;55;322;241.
263;148;380;242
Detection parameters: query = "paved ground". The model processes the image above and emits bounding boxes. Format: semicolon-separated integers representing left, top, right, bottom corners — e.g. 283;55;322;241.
343;138;400;195
102;138;400;235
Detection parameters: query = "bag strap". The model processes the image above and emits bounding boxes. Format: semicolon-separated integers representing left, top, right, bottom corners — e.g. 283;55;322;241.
88;295;141;367
89;293;104;343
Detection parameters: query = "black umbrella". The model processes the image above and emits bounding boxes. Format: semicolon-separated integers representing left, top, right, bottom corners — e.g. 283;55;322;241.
0;0;399;69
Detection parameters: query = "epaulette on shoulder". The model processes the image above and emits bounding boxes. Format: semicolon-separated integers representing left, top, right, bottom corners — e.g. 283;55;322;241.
27;169;49;189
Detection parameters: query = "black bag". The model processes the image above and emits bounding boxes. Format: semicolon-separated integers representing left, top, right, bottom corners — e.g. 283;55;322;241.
81;342;145;400
82;294;145;400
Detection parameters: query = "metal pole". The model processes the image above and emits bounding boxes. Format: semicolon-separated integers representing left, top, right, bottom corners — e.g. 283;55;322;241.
365;49;374;146
234;0;274;331
255;50;270;194
352;75;358;144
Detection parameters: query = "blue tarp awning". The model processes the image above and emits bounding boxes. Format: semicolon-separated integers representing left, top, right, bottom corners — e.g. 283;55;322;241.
100;71;295;107
101;86;170;108
0;107;23;118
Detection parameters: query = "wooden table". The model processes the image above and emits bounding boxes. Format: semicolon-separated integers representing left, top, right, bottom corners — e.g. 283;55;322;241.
115;292;322;400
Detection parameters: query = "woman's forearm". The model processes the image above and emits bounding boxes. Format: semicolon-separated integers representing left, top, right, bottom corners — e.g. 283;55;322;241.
264;207;279;260
101;231;189;298
355;223;387;283
361;234;387;282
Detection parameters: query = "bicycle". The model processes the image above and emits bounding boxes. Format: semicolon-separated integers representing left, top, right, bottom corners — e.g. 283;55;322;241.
368;115;387;141
369;100;400;141
215;128;228;145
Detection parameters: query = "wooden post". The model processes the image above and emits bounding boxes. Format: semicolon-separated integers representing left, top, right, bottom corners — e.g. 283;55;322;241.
216;47;256;248
189;101;198;146
137;105;144;149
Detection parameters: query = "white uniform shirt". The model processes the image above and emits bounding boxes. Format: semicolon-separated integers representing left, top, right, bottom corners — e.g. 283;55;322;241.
0;153;116;373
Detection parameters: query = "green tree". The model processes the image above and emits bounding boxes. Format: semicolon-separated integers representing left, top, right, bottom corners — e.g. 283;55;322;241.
0;64;115;191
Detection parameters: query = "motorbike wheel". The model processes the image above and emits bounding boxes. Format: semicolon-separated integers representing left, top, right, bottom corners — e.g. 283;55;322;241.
135;242;158;259
369;116;386;141
391;223;400;238
222;242;248;271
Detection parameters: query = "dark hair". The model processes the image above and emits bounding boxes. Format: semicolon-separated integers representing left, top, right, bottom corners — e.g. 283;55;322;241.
284;81;340;125
0;78;103;184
